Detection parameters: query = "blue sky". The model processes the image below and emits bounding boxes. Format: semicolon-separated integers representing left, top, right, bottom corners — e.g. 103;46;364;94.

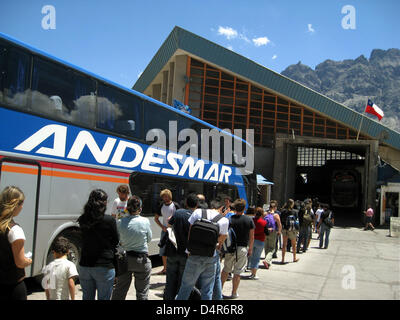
0;0;399;89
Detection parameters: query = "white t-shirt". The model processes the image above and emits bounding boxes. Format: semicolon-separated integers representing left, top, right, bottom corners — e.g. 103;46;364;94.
42;258;78;300
315;208;324;222
189;209;229;235
111;198;128;219
8;224;26;244
159;202;178;227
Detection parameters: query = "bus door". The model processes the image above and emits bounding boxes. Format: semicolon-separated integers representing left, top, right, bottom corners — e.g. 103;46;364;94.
0;158;41;277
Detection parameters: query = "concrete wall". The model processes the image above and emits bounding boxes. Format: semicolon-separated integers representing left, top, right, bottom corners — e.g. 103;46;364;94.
144;54;188;108
254;146;275;181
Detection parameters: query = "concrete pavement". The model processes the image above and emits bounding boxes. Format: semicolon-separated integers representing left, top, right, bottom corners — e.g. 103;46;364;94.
27;226;400;300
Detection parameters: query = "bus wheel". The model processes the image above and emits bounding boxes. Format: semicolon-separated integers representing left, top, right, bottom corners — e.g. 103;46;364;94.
47;229;82;267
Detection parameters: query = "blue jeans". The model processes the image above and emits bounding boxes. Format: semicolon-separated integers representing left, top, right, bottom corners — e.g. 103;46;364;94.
164;254;188;300
319;224;331;248
176;251;218;300
212;251;222;300
78;265;115;300
297;225;310;252
249;240;265;269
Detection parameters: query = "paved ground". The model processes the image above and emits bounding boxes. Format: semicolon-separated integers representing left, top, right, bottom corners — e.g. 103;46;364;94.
27;225;400;300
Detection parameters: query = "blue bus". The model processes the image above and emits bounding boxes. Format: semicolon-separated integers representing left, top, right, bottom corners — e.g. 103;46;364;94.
0;32;256;277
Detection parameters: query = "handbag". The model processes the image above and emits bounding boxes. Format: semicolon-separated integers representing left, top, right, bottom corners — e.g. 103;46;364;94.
114;244;128;277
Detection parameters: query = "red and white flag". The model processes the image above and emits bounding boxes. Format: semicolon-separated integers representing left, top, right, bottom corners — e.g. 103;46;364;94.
365;99;384;121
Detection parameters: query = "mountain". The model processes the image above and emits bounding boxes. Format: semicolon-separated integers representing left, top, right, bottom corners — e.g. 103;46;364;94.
281;48;400;132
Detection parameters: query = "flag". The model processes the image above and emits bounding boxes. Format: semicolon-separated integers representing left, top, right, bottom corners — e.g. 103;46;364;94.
173;99;192;114
365;99;384;121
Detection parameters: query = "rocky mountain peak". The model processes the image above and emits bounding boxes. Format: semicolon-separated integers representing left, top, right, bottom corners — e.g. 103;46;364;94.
281;48;400;132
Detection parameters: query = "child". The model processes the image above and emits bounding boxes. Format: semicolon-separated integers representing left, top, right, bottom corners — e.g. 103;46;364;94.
111;184;130;219
41;237;78;300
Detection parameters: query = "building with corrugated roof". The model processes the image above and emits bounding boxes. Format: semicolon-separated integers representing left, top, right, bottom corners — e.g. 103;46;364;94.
134;26;400;225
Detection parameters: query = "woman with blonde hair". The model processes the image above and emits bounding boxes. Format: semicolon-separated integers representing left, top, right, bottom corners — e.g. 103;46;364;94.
0;186;32;300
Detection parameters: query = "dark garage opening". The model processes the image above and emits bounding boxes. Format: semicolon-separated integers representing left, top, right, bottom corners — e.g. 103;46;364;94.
294;146;367;227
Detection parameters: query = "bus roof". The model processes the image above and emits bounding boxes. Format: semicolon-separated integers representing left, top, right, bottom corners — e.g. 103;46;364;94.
0;32;251;148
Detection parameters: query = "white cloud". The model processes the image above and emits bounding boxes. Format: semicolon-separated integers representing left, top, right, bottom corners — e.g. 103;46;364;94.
239;34;251;43
218;26;238;40
308;24;315;33
227;45;234;51
272;54;278;60
137;71;143;78
252;36;270;47
215;26;272;48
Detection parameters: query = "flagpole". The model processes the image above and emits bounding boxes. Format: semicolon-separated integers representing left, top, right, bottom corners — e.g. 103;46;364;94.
357;100;367;140
356;116;364;140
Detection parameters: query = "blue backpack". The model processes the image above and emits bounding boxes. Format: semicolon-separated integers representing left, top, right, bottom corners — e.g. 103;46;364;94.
265;213;276;232
222;218;238;260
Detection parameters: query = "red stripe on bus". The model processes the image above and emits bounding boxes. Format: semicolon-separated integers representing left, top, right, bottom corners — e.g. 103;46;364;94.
0;156;131;178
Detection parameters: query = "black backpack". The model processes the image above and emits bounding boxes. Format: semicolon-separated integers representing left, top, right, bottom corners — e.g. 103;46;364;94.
187;209;223;257
324;211;334;228
286;212;299;231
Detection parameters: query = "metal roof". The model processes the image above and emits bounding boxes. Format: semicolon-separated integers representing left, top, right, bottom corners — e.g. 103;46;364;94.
133;26;400;151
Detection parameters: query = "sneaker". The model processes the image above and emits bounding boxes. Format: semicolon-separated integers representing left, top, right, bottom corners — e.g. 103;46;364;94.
248;274;259;280
223;293;239;300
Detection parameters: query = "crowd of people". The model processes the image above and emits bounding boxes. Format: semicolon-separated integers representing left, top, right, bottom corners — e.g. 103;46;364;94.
0;184;338;301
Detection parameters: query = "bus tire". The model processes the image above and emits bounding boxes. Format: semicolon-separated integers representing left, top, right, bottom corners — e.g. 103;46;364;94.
47;228;82;267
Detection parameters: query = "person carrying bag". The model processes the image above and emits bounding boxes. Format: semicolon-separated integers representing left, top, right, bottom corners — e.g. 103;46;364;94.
111;196;152;300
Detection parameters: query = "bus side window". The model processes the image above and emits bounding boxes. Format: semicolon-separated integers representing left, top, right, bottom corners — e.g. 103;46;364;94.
70;75;96;127
97;84;143;140
3;46;30;109
143;101;178;151
0;43;5;103
31;57;96;127
129;173;154;217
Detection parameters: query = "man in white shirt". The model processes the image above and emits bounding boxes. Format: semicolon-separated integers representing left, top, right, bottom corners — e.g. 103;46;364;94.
154;189;180;274
315;204;324;238
176;200;229;300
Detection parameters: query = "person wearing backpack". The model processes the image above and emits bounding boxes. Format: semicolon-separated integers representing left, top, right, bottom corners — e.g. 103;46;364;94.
263;204;282;270
297;199;314;253
317;204;335;249
268;200;282;259
176;200;229;300
163;194;198;300
221;199;255;299
280;199;300;264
